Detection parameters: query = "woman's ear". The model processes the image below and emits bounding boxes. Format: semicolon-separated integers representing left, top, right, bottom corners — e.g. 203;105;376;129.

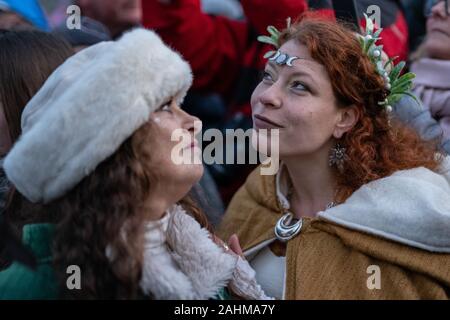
333;105;359;139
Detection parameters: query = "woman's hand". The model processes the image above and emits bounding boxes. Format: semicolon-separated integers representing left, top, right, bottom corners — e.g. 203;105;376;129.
212;233;273;299
228;234;244;257
212;233;244;257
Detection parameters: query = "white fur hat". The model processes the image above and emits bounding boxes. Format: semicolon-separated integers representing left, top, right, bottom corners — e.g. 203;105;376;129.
3;28;193;203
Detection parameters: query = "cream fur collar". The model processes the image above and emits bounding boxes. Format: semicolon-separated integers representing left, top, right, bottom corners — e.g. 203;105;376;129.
139;204;272;300
276;157;450;253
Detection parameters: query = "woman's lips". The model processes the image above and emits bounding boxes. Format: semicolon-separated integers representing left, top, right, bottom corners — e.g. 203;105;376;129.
253;114;284;129
428;19;450;37
183;139;199;150
430;28;450;37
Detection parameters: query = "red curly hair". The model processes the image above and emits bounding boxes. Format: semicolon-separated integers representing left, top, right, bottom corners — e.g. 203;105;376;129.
278;14;443;202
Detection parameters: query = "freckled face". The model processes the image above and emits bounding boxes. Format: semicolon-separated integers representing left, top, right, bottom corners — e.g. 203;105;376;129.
251;40;342;158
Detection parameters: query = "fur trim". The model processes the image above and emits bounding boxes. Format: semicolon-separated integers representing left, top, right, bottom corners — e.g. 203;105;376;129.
139;205;237;299
139;205;272;300
4;29;192;203
166;205;237;299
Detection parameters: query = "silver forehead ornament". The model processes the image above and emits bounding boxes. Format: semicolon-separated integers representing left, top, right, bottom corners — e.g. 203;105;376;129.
269;50;300;67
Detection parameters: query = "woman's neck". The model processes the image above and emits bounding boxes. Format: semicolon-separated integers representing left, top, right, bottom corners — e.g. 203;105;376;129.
141;197;170;221
141;185;186;221
283;151;337;219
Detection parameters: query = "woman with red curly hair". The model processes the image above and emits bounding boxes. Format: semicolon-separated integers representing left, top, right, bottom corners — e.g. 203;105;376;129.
218;16;450;299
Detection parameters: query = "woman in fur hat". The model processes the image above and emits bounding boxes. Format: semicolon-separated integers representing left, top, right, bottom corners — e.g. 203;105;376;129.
218;15;450;299
0;29;270;300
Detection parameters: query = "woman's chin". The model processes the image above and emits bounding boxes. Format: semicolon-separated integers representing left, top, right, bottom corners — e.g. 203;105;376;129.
184;163;204;185
425;39;450;60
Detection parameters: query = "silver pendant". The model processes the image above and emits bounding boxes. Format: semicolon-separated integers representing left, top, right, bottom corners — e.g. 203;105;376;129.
274;212;302;242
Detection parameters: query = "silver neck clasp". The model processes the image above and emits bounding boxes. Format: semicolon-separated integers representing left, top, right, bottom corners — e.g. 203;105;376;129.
274;212;302;242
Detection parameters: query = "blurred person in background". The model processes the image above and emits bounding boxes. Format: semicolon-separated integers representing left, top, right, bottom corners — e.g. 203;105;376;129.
202;0;244;20
75;0;141;38
0;29;73;273
53;16;111;52
401;0;428;52
0;0;49;30
0;29;73;209
410;0;450;154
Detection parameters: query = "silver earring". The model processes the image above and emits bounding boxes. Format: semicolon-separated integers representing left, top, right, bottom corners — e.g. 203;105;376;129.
329;143;347;172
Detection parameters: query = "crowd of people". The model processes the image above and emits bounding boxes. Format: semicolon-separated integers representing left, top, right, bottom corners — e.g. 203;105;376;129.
0;0;449;300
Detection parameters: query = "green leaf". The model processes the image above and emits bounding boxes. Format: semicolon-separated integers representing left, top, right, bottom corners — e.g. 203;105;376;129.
383;56;397;70
267;26;280;38
257;35;279;47
364;13;374;33
391;77;413;88
402;91;420;106
388;93;403;105
391;77;411;89
373;29;383;38
398;72;416;82
391;73;415;92
366;39;377;51
391;86;412;95
389;92;420;107
389;61;406;82
391;79;412;89
263;50;276;59
357;35;365;49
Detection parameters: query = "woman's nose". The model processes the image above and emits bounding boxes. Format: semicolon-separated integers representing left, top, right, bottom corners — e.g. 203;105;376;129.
259;84;282;109
190;116;202;136
181;109;202;134
431;1;447;18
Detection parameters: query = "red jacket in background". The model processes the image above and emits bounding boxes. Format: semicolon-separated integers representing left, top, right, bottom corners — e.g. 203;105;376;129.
143;0;408;108
143;0;308;116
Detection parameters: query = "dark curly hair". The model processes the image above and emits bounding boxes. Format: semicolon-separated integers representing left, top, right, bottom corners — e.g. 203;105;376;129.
5;122;211;299
278;14;443;202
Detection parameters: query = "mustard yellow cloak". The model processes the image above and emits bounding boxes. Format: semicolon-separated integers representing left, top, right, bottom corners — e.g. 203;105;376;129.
218;165;450;299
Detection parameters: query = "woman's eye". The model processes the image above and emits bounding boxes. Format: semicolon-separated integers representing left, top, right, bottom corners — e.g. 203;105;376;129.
158;100;173;113
262;71;274;83
292;81;308;91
